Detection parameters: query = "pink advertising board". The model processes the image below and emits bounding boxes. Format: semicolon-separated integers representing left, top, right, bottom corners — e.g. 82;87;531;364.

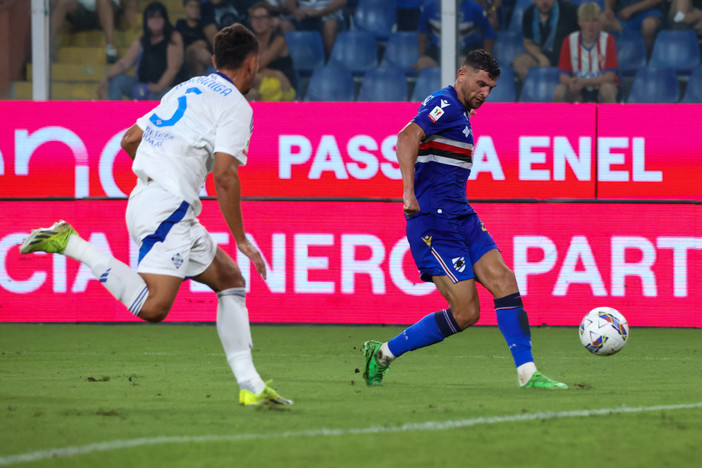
1;200;700;326
1;101;698;200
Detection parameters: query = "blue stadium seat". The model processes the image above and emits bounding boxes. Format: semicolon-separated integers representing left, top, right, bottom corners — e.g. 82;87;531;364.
508;0;533;32
411;67;440;101
649;30;701;75
614;30;647;77
353;0;397;41
518;67;560;102
569;0;605;8
358;66;408;101
305;65;355;101
682;65;702;103
381;31;420;75
627;66;679;103
487;66;517;102
329;31;378;75
493;31;525;69
285;31;325;76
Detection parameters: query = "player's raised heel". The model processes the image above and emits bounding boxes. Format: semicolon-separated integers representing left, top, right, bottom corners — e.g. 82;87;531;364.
520;371;568;389
20;220;77;255
239;381;293;406
362;340;390;386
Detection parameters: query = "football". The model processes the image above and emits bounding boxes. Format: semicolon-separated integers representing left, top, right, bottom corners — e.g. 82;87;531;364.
579;307;629;356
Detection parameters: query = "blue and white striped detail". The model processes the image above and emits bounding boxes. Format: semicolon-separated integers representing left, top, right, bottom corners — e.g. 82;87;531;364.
128;286;149;316
431;247;459;283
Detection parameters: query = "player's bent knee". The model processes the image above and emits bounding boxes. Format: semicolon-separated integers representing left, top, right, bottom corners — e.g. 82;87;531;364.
137;301;171;323
453;307;480;329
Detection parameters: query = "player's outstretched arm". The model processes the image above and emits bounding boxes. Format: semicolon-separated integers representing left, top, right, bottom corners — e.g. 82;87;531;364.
213;152;267;280
397;122;425;216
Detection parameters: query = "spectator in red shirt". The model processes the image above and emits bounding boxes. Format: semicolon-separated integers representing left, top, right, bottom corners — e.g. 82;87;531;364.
554;2;619;103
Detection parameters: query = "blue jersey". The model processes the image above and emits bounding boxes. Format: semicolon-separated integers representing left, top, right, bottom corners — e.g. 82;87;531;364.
411;86;475;218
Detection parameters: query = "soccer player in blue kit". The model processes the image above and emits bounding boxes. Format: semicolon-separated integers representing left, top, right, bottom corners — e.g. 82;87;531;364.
362;50;567;389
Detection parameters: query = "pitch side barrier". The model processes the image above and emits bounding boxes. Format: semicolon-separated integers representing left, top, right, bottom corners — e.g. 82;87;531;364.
0;102;699;326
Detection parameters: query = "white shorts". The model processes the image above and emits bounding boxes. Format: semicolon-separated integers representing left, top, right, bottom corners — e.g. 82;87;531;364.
126;179;217;278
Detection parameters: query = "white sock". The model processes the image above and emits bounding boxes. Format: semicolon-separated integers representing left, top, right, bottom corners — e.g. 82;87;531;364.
216;288;265;394
64;234;149;316
517;362;537;386
378;342;395;366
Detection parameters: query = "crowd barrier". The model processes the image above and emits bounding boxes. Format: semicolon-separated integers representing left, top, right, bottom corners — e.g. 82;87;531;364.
0;102;700;326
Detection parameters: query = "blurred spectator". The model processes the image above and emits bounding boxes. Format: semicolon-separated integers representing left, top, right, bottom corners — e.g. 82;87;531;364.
247;2;297;100
669;0;702;33
285;0;347;58
202;0;256;49
554;2;619;102
603;0;664;53
512;0;578;82
263;0;296;32
51;0;121;63
98;1;185;100
416;0;496;71
397;0;423;31
475;0;503;30
176;0;213;77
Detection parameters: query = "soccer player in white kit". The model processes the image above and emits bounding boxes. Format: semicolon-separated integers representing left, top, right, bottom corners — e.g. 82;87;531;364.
20;24;292;407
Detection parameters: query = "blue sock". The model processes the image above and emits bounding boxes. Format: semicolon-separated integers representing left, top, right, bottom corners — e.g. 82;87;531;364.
495;293;534;367
387;308;461;358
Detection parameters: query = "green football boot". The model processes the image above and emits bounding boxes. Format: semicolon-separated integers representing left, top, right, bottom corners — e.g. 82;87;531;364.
362;340;390;386
520;371;568;389
20;220;77;255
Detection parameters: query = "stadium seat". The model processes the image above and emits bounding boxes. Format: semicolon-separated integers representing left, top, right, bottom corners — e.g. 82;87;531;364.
508;0;533;32
285;31;325;76
681;65;702;103
493;31;525;69
518;66;560;102
358;66;408;101
353;0;397;41
648;30;701;75
305;65;356;101
614;30;647;77
627;66;679;103
411;67;441;101
329;31;379;75
381;31;420;75
487;66;517;102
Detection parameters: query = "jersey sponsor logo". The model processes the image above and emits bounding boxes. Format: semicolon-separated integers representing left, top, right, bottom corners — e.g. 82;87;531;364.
429;106;445;122
481;221;487;232
452;256;466;273
422;235;432;247
462;126;471;138
440;99;450;108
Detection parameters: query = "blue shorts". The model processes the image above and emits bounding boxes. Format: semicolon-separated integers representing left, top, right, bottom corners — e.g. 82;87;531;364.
621;9;662;31
406;213;498;283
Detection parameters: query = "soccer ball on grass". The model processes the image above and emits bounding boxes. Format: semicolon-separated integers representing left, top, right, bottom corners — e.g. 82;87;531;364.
579;307;629;356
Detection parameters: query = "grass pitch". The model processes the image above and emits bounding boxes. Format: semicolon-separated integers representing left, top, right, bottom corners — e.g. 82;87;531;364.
1;324;701;467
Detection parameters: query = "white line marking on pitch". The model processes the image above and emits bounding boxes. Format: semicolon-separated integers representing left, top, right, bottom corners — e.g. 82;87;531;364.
1;402;701;466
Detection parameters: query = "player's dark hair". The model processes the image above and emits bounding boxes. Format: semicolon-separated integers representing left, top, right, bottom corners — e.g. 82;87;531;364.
462;49;500;80
141;2;175;49
214;24;259;71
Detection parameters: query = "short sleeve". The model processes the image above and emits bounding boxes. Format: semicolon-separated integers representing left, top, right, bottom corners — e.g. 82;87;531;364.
411;94;461;138
214;103;252;165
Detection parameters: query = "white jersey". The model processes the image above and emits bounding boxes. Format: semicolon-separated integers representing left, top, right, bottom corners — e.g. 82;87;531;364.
133;72;252;215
